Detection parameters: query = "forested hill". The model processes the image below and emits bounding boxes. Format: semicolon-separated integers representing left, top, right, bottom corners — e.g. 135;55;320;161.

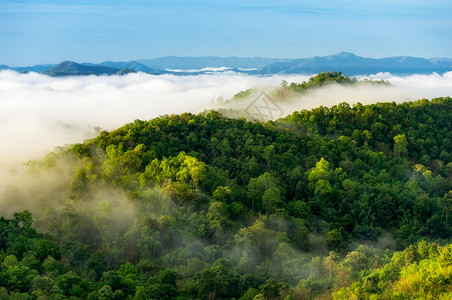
42;61;137;77
1;97;452;299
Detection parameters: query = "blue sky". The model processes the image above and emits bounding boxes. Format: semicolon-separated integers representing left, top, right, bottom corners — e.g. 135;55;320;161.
1;0;451;66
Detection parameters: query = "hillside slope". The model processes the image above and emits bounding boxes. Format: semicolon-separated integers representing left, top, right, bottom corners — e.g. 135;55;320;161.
1;95;451;299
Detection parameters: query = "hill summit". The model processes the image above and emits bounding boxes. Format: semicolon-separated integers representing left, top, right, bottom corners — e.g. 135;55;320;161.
42;61;135;77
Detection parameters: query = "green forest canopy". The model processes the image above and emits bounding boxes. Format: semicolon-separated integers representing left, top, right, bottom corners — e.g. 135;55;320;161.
0;79;451;298
230;71;389;102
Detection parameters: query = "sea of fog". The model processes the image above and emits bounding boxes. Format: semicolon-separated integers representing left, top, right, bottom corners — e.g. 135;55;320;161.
1;70;452;165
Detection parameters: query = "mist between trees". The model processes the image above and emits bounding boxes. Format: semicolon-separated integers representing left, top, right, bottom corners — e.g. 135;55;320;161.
1;69;452;165
1;81;452;297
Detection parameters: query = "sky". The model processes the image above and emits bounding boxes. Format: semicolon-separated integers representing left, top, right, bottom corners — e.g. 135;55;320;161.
1;0;451;66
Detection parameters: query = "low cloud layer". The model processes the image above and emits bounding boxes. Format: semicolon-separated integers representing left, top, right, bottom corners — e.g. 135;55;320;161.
1;70;451;165
275;72;452;115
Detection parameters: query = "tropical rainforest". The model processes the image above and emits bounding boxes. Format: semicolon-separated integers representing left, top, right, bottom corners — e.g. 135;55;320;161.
1;72;452;299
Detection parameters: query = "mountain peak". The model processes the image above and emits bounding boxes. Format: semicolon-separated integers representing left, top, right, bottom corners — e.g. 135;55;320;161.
43;61;122;77
332;51;357;58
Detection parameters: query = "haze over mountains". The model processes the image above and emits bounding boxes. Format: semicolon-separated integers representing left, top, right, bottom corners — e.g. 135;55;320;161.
2;52;452;77
258;52;452;75
137;56;289;70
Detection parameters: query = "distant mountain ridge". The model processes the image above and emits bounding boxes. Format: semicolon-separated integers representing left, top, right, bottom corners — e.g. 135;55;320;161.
14;64;56;73
81;61;158;74
2;52;452;76
257;52;452;75
42;61;136;77
137;56;290;69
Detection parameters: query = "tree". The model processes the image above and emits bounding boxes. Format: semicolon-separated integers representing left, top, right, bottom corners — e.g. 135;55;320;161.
314;179;332;196
439;191;452;223
248;173;278;211
326;228;346;253
13;211;33;232
393;134;408;157
212;186;232;203
262;187;283;215
260;278;283;300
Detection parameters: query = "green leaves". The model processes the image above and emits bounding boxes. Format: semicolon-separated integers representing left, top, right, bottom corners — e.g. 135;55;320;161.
3;94;452;299
334;242;452;299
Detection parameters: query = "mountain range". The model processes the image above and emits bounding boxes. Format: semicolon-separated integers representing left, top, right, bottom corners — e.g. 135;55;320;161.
2;52;452;76
257;52;452;75
41;61;139;77
137;56;290;70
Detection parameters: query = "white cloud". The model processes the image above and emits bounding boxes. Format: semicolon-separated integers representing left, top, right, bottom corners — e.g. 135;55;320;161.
0;70;451;164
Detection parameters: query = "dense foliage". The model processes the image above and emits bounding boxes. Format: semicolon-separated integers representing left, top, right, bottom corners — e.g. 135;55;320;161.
230;71;389;102
281;71;388;93
333;241;452;299
1;93;452;299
